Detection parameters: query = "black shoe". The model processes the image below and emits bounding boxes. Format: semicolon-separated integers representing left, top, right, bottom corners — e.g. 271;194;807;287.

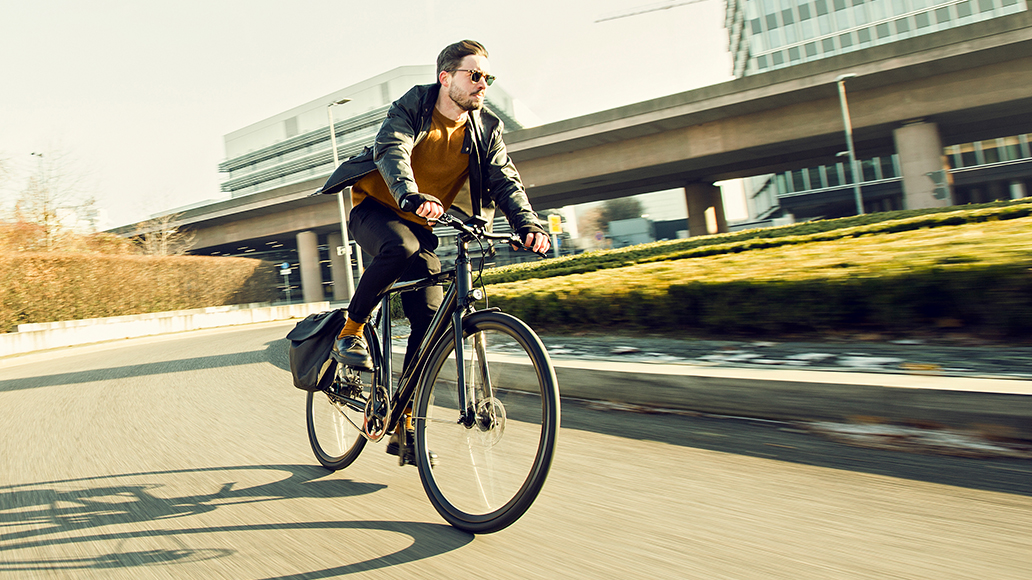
387;430;437;467
331;335;373;371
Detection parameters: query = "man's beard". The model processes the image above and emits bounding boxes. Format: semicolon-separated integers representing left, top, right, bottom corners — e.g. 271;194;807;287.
449;84;484;111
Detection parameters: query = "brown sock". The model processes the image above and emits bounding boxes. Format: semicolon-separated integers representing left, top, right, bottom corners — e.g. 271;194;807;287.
337;317;365;339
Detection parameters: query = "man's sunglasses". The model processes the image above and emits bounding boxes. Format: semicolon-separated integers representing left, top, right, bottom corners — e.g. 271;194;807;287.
452;69;496;86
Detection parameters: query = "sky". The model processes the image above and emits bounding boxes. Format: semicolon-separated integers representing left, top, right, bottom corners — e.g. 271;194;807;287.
0;0;736;230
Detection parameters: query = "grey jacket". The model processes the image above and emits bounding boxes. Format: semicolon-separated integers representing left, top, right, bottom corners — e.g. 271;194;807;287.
321;83;544;235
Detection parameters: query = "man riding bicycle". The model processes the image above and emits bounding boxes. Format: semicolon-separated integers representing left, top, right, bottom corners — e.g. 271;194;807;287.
320;40;550;459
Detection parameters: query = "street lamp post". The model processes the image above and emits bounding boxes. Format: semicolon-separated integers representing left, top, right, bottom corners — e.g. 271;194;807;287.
327;98;358;299
835;73;864;215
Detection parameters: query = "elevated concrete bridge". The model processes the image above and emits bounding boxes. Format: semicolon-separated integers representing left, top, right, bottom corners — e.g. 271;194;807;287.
117;12;1032;302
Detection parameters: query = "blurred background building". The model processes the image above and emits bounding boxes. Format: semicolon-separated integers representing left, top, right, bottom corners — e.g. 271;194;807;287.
725;0;1031;225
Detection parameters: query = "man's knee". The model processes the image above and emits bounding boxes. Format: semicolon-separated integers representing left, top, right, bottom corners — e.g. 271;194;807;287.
376;236;423;269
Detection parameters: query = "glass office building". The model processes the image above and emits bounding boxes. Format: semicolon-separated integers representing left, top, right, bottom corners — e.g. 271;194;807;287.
725;0;1030;222
727;0;1028;76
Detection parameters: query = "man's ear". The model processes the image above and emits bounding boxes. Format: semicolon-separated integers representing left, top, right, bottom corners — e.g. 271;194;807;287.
438;69;451;87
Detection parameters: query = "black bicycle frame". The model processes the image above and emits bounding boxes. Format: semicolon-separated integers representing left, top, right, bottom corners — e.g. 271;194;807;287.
375;218;499;435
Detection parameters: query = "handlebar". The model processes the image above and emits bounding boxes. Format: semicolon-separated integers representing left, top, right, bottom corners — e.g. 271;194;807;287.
439;213;551;257
399;197;547;257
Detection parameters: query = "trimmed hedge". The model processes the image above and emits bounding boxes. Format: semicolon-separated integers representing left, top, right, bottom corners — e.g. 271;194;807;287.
482;197;1032;285
1;253;278;332
483;214;1032;338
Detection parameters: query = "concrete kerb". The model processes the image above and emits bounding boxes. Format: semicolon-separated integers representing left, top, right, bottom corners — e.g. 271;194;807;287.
0;302;332;358
402;339;1032;440
550;358;1032;441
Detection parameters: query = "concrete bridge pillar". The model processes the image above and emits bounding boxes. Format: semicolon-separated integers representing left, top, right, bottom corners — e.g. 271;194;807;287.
893;120;951;209
685;183;728;237
296;230;323;303
1011;180;1028;200
326;231;349;301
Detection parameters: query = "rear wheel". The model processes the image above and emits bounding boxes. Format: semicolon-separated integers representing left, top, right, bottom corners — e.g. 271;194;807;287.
413;311;559;533
306;326;381;470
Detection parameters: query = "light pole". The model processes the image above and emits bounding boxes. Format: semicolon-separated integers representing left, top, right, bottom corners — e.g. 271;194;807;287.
327;98;359;299
835;73;864;215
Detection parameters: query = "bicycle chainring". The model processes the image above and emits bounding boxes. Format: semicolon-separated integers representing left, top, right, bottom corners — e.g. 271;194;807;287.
362;385;391;442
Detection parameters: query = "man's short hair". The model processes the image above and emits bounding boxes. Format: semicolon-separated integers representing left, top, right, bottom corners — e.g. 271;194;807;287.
436;40;489;79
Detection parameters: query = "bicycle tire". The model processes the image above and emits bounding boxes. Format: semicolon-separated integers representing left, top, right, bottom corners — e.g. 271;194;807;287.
306;325;382;470
413;310;560;533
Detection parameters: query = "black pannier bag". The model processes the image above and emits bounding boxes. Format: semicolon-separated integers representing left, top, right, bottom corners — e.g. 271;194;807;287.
286;309;345;391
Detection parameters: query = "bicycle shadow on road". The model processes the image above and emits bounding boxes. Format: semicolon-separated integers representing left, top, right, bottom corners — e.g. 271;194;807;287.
0;463;472;577
0;338;292;393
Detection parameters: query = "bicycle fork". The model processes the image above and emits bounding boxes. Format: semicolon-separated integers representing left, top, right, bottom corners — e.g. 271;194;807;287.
452;250;495;429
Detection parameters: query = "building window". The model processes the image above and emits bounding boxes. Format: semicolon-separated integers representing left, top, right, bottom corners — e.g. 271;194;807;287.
858;27;872;42
808;167;824;189
896;17;911;33
842;161;855;184
823;37;836;52
876;22;892;37
791;169;807;191
915;11;931;27
757;54;769;69
978;0;994;11
880;156;897;178
862;159;878;182
782;8;795;24
957;143;978;167
826;164;843;187
772;50;785;65
766;13;779;29
980;140;1001;164
816;0;829;15
1001;136;1023;161
935;6;951;23
840;32;854;47
957;0;972;17
805;41;818;56
751;18;763;33
789;46;802;61
799;3;812;19
834;0;847;10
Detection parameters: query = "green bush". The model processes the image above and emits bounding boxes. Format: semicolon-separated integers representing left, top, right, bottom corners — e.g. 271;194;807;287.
488;264;1032;338
483;213;1032;338
482;197;1032;285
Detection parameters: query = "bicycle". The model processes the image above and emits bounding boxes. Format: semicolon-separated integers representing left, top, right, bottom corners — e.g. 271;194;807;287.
305;212;560;534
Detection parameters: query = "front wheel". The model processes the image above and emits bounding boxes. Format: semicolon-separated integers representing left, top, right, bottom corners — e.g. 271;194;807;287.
413;311;560;534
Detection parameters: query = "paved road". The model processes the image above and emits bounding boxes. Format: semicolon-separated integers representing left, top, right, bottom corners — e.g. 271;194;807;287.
1;321;1030;579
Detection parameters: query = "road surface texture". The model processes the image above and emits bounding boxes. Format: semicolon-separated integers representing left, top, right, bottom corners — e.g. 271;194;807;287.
1;321;1030;579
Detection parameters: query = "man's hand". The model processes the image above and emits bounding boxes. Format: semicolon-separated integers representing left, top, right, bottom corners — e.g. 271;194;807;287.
414;199;445;223
522;232;551;255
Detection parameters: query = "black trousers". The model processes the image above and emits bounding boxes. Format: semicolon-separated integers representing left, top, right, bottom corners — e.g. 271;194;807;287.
347;200;443;369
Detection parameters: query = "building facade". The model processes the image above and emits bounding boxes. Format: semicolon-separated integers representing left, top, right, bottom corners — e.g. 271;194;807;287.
727;0;1028;77
725;0;1031;222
